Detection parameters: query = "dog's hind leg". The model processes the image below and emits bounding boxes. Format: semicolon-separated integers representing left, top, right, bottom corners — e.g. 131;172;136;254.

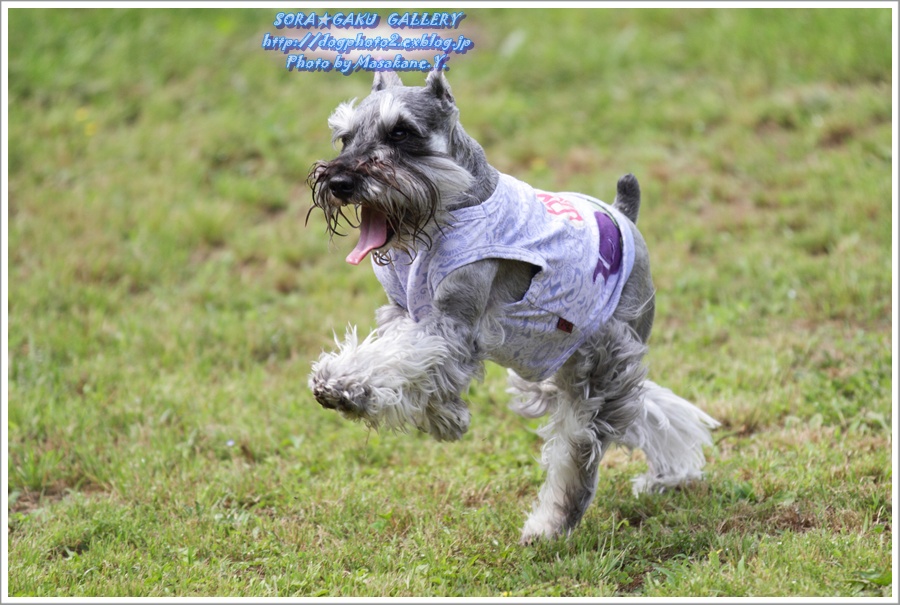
615;381;720;494
509;368;603;541
519;392;605;543
520;320;649;543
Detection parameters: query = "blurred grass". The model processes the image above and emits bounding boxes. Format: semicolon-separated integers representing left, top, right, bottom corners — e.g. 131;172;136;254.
5;7;893;597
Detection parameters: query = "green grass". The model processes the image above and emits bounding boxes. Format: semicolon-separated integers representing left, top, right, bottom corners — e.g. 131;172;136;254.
5;7;893;598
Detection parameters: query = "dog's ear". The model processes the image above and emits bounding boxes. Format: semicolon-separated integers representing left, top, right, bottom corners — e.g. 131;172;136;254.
425;70;455;107
372;71;404;92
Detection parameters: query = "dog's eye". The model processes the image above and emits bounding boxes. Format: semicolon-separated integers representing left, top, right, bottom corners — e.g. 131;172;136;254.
387;127;409;143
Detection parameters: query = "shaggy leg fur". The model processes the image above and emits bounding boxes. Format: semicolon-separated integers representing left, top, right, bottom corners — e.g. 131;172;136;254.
309;305;470;441
310;260;504;442
309;307;471;441
513;319;719;542
519;394;606;544
507;370;559;419
518;320;648;543
309;320;458;436
618;380;720;494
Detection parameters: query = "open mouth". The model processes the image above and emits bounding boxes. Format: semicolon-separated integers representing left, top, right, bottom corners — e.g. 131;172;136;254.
345;206;395;265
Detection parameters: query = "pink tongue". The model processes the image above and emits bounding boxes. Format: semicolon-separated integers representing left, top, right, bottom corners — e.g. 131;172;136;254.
346;207;389;265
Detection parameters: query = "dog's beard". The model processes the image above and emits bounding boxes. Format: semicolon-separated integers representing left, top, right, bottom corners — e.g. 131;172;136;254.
308;154;474;265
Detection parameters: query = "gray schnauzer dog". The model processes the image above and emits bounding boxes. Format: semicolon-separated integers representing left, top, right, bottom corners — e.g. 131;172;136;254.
307;70;719;543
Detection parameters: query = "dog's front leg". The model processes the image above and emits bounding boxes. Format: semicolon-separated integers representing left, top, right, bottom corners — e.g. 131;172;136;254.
310;262;498;440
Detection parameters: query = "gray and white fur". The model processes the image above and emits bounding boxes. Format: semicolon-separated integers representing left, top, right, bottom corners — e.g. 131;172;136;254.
307;71;719;544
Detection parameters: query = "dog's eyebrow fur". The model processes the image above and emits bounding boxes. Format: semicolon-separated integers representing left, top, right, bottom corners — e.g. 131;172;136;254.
328;99;357;145
377;94;408;133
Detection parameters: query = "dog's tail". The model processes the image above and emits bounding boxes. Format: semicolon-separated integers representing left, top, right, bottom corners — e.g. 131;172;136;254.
613;173;641;224
616;380;719;495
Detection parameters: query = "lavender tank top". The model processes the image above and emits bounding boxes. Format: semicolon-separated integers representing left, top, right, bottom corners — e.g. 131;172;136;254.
373;173;635;382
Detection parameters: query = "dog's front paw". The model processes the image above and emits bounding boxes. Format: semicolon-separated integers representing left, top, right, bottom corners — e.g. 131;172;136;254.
310;374;370;416
422;397;471;441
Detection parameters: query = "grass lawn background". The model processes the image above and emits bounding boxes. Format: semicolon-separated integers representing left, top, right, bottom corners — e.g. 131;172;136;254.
4;6;895;598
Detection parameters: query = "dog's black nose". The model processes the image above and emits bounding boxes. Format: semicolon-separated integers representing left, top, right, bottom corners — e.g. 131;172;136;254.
328;175;356;200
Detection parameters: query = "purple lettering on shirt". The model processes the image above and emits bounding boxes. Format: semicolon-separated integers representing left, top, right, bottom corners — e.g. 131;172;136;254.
593;211;622;282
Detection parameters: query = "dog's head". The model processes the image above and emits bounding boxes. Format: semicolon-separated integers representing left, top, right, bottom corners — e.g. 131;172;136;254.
308;71;475;265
